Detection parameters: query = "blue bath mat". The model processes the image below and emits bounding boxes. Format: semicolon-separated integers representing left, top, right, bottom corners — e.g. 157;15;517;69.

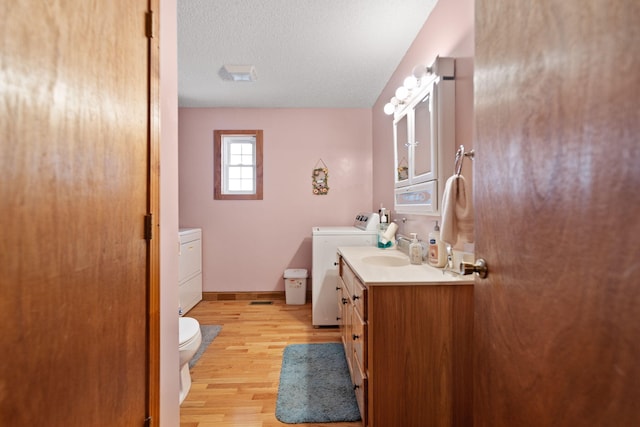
275;343;361;424
189;324;222;369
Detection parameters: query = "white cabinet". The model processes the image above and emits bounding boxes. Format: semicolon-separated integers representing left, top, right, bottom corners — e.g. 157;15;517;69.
179;228;202;315
393;57;456;215
394;84;438;187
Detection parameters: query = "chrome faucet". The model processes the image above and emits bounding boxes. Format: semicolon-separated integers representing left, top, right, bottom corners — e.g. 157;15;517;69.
446;244;455;270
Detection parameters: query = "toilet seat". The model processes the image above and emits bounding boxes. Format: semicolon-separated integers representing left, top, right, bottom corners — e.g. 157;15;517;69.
179;317;201;348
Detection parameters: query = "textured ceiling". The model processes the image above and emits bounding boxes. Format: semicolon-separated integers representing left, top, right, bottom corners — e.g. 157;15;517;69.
178;0;438;108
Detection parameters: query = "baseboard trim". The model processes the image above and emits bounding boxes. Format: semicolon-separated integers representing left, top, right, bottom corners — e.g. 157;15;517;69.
202;290;313;302
203;291;286;301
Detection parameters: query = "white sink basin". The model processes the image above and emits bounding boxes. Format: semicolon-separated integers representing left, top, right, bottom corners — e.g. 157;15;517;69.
361;255;410;267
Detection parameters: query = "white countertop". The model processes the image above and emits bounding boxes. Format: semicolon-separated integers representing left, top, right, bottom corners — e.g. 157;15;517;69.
338;246;473;285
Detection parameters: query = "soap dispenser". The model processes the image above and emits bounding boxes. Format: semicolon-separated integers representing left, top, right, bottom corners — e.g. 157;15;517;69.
409;233;422;265
428;221;447;267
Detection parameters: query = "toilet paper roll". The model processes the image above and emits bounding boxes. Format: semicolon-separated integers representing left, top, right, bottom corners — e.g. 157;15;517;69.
381;222;398;244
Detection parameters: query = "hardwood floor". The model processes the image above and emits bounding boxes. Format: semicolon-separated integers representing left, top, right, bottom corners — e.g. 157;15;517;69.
180;299;363;427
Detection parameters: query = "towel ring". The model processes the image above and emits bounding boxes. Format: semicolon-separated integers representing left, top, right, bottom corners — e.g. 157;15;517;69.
454;145;475;175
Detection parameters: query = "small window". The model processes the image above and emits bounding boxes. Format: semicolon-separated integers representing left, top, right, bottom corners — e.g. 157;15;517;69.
214;130;263;200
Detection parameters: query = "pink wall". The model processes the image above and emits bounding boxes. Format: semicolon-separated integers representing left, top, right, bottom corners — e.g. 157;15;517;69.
159;0;181;424
178;108;372;292
372;0;475;245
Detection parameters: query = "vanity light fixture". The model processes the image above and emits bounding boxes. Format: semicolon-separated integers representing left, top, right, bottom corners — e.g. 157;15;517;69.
384;57;453;116
218;64;258;82
384;70;426;116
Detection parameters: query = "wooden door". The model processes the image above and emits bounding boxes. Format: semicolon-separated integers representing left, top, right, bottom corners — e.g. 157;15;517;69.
0;1;158;425
474;1;640;426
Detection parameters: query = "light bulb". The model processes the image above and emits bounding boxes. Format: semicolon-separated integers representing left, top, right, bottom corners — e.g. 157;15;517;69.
403;75;417;90
390;97;399;106
395;86;409;101
412;64;426;79
383;103;395;115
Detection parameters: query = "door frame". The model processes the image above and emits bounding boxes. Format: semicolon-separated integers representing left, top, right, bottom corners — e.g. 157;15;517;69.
146;0;161;423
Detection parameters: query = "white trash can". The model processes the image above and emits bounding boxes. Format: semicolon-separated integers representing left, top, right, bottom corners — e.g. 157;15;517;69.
284;268;308;305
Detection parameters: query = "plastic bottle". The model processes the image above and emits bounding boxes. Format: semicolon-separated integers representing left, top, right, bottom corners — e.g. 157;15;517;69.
428;221;447;267
409;233;422;265
377;208;392;248
378;204;388;224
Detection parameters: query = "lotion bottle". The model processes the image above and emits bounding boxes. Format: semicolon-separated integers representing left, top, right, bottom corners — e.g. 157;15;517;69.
377;208;392;248
409;233;422;265
428;221;447;267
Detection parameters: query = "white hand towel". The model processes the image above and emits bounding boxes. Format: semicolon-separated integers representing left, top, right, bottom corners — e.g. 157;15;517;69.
440;175;474;246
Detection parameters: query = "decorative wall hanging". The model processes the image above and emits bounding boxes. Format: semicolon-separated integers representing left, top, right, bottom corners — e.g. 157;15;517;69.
312;159;329;195
397;156;409;181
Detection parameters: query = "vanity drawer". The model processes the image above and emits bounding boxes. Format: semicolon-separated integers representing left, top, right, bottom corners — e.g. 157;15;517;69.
353;352;368;426
352;277;367;320
336;277;346;325
340;258;355;297
344;300;354;376
352;307;367;371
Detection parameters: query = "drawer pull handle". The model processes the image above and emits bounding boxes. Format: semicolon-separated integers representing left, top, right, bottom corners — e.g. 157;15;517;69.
336;316;341;321
353;384;360;390
352;295;360;301
336;286;341;290
342;298;349;304
352;334;360;340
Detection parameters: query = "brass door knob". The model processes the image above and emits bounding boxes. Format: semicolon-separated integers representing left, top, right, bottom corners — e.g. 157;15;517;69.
460;259;488;278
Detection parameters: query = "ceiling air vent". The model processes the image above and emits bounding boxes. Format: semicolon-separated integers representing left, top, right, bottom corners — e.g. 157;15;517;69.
218;65;257;82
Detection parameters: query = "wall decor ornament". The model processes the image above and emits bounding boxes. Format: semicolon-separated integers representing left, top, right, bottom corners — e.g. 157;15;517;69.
312;159;329;195
397;156;409;181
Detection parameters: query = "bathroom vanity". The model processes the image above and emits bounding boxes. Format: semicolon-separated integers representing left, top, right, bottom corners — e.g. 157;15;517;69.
337;246;473;427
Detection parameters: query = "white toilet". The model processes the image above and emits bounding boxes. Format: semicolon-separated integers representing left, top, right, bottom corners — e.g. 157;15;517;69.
179;316;202;404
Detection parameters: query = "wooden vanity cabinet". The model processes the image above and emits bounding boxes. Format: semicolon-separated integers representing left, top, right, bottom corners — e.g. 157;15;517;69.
338;256;368;425
336;272;351;364
338;255;473;427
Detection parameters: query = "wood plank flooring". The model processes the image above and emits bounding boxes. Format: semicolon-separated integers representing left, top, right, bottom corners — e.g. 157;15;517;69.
180;299;363;427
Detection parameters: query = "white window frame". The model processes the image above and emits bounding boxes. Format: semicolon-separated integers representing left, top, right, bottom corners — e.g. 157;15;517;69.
222;135;256;194
214;130;263;200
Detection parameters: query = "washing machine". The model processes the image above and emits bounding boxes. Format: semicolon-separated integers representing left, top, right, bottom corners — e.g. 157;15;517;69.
311;213;380;326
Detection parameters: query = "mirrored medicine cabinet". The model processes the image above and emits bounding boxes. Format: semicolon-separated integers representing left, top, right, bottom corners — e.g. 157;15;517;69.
392;57;456;215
